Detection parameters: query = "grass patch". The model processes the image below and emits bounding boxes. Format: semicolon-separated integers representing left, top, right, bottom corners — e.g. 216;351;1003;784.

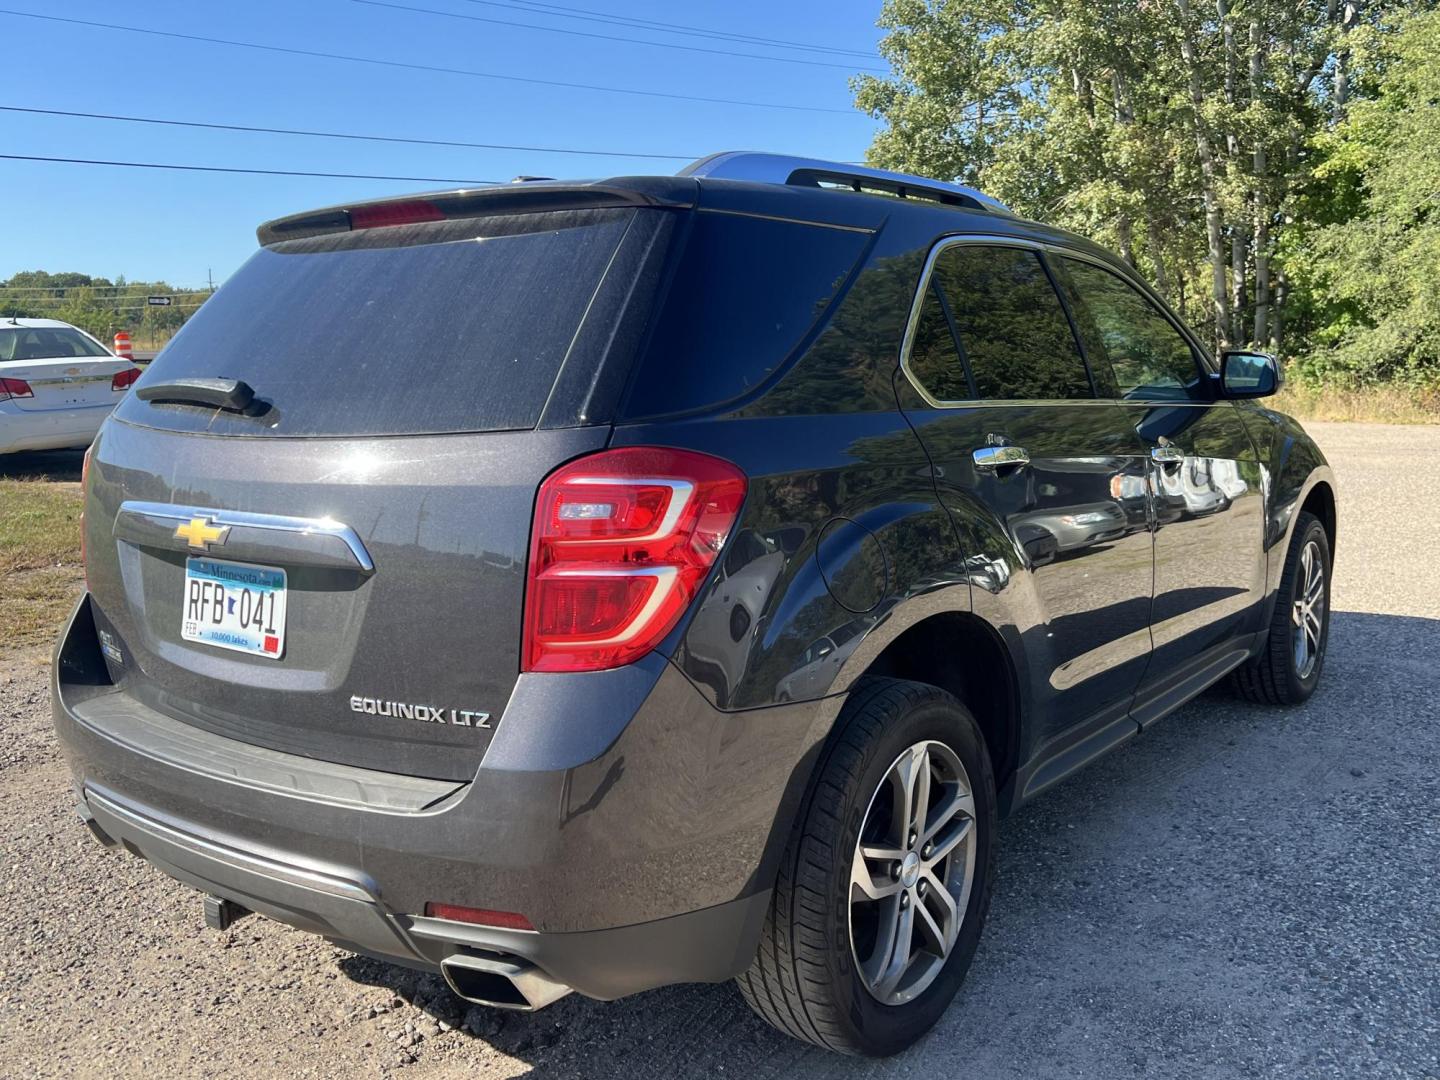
1273;383;1440;424
0;479;83;573
1;478;84;653
3;565;84;651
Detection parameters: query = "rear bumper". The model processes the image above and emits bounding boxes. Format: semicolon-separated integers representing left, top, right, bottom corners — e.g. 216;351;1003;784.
53;594;827;1000
0;400;113;453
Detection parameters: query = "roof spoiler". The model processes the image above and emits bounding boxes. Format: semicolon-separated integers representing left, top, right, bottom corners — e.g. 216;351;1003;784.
256;176;698;246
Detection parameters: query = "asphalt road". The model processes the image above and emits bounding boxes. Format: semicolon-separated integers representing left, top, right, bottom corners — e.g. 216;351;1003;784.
1;421;1436;1079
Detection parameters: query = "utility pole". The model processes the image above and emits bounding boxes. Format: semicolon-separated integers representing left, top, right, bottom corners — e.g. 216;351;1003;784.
207;268;215;293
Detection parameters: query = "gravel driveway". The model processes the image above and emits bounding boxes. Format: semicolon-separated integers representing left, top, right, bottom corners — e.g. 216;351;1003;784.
2;421;1436;1079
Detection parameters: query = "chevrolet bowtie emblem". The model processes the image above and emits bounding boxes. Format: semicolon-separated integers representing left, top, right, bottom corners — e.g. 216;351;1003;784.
174;516;230;550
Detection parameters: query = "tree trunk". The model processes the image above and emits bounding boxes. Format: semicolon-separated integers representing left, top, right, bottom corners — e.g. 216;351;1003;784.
1147;216;1171;300
1111;71;1137;268
1176;0;1232;348
1272;270;1287;355
1334;1;1360;119
1250;19;1270;347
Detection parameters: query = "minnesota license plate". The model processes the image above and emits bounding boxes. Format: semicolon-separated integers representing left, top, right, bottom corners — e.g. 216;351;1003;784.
181;557;287;659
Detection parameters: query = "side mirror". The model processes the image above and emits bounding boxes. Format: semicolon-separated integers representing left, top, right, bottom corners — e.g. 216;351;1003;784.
1219;350;1281;399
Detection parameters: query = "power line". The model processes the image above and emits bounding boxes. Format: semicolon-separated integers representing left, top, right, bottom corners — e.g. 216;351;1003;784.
353;0;884;72
0;9;856;116
0;104;697;161
0;153;499;184
485;0;878;60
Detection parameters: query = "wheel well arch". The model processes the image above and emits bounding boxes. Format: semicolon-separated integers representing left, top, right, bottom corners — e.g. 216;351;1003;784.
1301;480;1337;555
857;611;1021;790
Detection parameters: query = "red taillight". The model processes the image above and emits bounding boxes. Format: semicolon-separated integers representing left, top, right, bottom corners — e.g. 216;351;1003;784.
423;902;534;931
523;446;747;673
111;366;141;391
0;377;33;400
349;199;445;230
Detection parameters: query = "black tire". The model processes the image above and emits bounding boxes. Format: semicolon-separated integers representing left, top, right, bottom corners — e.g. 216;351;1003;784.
736;677;996;1056
1231;511;1331;705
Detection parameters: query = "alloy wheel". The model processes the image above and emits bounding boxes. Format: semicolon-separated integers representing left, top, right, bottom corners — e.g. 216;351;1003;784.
1291;539;1326;679
849;740;977;1006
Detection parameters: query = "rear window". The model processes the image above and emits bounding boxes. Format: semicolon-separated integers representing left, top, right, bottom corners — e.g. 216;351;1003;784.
620;211;868;418
0;327;109;361
117;209;638;437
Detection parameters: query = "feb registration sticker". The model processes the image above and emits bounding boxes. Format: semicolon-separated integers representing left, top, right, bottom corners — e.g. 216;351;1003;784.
182;557;288;659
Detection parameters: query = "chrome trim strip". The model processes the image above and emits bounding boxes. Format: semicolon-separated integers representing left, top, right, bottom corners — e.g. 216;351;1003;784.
116;500;375;572
28;373;116;387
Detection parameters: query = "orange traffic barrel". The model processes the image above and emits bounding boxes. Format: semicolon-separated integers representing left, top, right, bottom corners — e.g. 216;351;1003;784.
113;331;134;361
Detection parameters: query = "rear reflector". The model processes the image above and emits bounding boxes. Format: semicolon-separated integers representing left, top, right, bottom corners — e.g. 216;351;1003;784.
0;377;33;400
523;446;747;673
349;199;446;231
111;367;141;391
423;902;535;931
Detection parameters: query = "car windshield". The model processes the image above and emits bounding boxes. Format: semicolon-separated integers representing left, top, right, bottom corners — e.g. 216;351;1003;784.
0;326;111;362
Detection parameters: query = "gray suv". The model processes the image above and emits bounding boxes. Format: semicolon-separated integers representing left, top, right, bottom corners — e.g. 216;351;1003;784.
52;152;1337;1056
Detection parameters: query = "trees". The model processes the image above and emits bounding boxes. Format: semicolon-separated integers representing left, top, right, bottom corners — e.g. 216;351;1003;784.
853;0;1414;372
1292;9;1440;387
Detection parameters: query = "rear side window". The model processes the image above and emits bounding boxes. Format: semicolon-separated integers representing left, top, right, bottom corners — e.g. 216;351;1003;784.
621;212;867;418
0;327;109;361
927;245;1092;402
1057;257;1205;401
117;209;637;437
906;283;971;402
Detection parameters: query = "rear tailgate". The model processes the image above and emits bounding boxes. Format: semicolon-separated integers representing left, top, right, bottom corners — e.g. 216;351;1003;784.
84;421;609;781
86;201;675;781
2;357;132;411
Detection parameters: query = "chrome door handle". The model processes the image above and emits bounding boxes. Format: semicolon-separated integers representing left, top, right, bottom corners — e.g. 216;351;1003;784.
973;445;1030;470
1151;445;1186;465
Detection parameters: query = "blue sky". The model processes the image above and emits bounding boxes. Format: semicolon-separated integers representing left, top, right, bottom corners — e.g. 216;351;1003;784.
0;1;886;287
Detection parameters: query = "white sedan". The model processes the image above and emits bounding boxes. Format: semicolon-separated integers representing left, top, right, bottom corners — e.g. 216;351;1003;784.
0;318;140;454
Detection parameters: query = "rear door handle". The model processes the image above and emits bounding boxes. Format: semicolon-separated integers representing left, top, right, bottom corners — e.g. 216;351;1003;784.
973;445;1030;470
1151;445;1185;465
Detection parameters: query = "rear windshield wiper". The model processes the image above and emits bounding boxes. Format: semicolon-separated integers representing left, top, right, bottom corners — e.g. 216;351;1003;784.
136;377;256;413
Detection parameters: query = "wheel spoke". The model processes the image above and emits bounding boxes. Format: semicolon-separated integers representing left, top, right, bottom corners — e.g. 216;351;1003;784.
913;891;950;954
869;899;915;1000
1306;570;1324;605
908;746;931;842
920;868;959;951
1305;609;1322;648
921;785;974;846
923;813;974;868
851;844;904;901
1292;602;1305;627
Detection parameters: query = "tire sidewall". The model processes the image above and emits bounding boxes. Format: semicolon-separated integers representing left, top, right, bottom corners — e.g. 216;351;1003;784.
824;689;996;1056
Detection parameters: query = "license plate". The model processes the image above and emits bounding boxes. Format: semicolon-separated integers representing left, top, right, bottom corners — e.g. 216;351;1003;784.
182;557;287;659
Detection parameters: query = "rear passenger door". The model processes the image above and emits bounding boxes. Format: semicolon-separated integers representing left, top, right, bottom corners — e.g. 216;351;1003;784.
897;239;1155;749
1052;257;1267;722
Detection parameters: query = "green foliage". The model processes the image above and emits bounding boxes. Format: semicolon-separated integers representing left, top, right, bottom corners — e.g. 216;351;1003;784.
1293;10;1440;388
0;269;207;346
853;0;1434;392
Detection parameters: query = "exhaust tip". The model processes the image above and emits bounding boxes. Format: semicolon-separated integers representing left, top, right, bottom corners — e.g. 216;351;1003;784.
441;951;572;1012
76;800;117;849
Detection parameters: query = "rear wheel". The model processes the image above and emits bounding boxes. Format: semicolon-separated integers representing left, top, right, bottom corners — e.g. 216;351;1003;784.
737;678;996;1056
1231;511;1331;705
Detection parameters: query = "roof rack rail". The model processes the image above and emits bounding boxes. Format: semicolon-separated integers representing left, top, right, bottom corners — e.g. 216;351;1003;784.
679;151;1009;213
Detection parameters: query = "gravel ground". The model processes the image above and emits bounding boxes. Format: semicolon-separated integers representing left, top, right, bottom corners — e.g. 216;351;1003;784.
1;421;1436;1079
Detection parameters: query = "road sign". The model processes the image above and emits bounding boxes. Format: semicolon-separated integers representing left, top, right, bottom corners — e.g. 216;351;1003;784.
147;296;173;307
